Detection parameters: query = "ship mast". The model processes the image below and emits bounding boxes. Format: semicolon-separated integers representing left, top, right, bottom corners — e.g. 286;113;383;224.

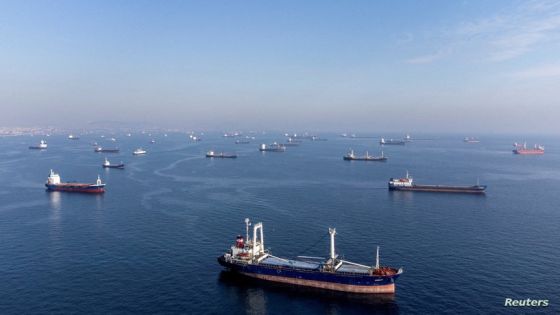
245;218;251;244
329;228;337;262
375;246;380;269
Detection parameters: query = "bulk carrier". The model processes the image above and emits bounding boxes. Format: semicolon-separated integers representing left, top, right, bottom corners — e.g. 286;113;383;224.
343;149;387;161
388;171;486;194
512;142;544;155
218;219;402;294
45;170;105;193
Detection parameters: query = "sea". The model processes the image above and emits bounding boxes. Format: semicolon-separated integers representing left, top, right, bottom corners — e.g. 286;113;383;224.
0;133;558;314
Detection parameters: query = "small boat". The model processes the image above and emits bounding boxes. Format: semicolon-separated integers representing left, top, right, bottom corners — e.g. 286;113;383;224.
94;146;119;153
68;134;80;140
45;170;105;193
512;142;544;155
133;148;147;155
218;218;403;293
206;150;237;158
343;149;387;161
102;158;124;169
110;137;117;142
259;143;286;152
29;140;48;150
380;138;405;145
150;139;156;144
464;137;480;143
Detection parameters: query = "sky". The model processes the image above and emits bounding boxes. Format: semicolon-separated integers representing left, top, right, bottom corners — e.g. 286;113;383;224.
1;0;559;133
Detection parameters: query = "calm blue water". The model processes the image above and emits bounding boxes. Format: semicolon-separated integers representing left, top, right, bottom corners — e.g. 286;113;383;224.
0;133;558;314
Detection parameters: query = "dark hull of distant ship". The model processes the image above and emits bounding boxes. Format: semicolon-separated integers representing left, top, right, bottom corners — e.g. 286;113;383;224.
29;146;46;150
389;184;486;194
380;141;405;145
259;148;286;152
343;156;387;161
218;257;399;294
103;164;125;169
45;183;105;193
206;154;237;158
95;148;120;153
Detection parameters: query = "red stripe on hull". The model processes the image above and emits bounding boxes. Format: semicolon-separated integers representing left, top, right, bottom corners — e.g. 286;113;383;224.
47;188;105;193
241;272;395;294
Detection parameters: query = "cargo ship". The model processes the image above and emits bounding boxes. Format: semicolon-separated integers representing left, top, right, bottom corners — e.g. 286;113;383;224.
45;170;105;193
235;139;251;144
68;134;80;140
343;149;387;161
94;146;120;153
404;134;412;142
133;148;147;155
206;150;237;158
512;142;544;155
29;140;48;150
464;137;480;143
380;138;405;145
388;171;486;194
218;219;402;294
102;158;124;169
259;143;286;152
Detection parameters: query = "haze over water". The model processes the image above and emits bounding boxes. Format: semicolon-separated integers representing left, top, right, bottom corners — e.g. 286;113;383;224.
0;133;559;313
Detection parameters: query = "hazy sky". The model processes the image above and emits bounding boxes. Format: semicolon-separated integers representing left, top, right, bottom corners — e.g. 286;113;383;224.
1;0;559;133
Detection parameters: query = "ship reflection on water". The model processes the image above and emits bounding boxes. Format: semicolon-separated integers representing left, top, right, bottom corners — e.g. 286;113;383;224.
218;271;399;314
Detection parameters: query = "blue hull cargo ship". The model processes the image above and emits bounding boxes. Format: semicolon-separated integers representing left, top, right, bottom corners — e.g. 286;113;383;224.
218;219;402;294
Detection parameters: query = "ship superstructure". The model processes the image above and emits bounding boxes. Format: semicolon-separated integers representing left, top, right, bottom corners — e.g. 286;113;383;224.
218;219;402;294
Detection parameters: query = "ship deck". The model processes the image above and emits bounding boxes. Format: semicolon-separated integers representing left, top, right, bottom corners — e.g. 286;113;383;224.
258;256;372;275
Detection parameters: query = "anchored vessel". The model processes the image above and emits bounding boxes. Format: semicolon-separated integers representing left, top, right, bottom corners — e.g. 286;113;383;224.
102;158;124;169
68;134;80;140
343;149;387;161
464;137;480;143
512;142;544;155
218;219;402;294
259;143;286;152
235;139;251;144
94;147;120;153
29;140;48;150
388;171;486;194
45;170;105;193
380;138;405;145
133;148;147;155
206;150;237;158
